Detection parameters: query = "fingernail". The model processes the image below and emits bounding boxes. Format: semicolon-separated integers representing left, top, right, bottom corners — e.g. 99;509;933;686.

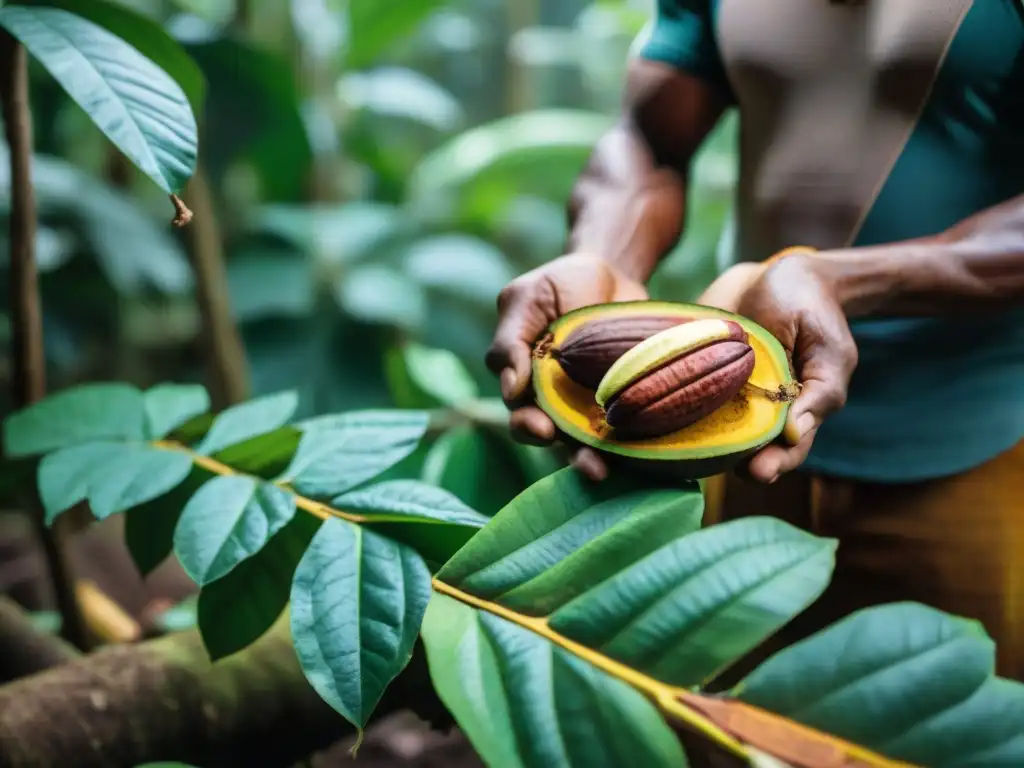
796;412;816;438
768;473;780;484
500;369;519;401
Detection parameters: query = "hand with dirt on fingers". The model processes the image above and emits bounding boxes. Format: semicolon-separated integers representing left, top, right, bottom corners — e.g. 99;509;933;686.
485;253;648;481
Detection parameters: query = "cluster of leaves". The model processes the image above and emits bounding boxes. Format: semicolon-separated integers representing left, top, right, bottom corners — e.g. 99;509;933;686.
6;381;1023;768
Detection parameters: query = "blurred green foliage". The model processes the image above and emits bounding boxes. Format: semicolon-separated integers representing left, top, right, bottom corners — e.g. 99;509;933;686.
0;0;737;421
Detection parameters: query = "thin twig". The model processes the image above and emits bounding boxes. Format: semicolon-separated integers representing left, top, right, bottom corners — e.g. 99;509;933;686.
0;30;89;650
182;167;250;409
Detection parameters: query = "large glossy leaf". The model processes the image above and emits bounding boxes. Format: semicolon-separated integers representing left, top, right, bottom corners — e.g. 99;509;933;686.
143;383;209;440
407;109;612;225
0;6;198;193
4;382;144;457
344;0;446;70
281;410;430;498
173;475;297;587
735;602;1022;766
385;342;477;409
197;513;320;660
10;0;206;113
290;517;432;727
421;592;688;768
38;441;192;524
437;468;836;686
195;390;298;456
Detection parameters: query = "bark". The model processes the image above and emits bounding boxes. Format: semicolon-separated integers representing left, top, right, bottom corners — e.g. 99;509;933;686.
182;166;250;409
0;620;444;768
0;29;89;650
0;596;80;684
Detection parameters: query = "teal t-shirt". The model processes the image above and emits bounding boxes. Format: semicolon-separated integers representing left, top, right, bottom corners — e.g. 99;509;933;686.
637;0;1024;483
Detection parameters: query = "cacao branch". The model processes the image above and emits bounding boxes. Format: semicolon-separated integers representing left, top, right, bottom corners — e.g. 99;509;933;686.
0;28;88;650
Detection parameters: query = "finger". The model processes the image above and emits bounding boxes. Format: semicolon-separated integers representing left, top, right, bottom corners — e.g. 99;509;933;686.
486;285;553;406
567;446;609;482
747;424;819;483
782;376;847;446
509;406;557;446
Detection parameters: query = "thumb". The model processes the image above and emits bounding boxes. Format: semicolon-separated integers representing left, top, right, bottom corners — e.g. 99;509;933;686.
782;375;848;446
486;287;552;405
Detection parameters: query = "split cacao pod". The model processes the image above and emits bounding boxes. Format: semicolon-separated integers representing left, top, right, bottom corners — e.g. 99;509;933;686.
603;319;755;440
552;315;690;389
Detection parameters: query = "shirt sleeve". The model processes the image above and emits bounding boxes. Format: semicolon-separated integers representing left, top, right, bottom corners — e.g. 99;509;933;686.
632;0;733;99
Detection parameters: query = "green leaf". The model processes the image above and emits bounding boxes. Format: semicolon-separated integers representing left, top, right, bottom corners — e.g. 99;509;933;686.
210;427;302;479
421;592;688;768
38;441;192;525
334;263;426;330
4;383;143;458
421;427;535;517
437;468;706;615
10;0;206;114
407;110;612;225
333;479;488;528
345;0;446;70
389;343;478;409
173;475;297;587
735;602;1006;765
197;512;321;661
290;518;432;727
0;6;198;193
226;251;313;322
437;468;836;686
281;410;430;498
125;465;213;577
196;390;298;456
546;517;836;686
403;234;515;307
143;383;209;440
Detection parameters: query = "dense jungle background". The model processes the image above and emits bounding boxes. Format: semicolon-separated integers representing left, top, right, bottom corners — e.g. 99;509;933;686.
0;0;737;764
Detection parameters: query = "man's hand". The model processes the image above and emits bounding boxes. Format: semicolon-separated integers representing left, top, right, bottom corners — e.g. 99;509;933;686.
698;253;859;483
485;253;648;480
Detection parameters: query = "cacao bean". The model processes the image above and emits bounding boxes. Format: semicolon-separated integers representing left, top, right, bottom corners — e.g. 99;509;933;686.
605;339;755;440
553;315;690;389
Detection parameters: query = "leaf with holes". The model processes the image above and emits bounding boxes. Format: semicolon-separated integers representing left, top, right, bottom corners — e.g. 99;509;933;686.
173;475;297;587
290;517;432;727
421;592;689;768
735;602;1024;766
0;5;198;193
38;441;192;525
281;410;430;498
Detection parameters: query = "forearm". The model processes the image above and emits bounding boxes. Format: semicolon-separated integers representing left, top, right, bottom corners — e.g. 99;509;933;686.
814;194;1024;319
567;124;688;284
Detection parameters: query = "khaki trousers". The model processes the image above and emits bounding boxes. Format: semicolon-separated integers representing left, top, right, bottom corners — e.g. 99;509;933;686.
703;440;1024;684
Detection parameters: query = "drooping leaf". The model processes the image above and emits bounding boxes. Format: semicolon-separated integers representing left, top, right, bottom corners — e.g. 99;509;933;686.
344;0;446;70
281;410;430;498
290;518;432;727
421;592;688;768
173;475;297;587
735;602;1013;765
38;441;192;525
4;383;143;458
125;466;214;577
0;6;198;193
196;390;298;456
10;0;206;114
143;383;209;440
197;512;321;661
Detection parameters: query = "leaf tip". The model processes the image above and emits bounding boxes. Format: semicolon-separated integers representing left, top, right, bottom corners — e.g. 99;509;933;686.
348;728;365;758
170;194;193;227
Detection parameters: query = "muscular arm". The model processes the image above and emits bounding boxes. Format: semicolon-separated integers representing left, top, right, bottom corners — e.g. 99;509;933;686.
566;58;730;284
814;194;1024;318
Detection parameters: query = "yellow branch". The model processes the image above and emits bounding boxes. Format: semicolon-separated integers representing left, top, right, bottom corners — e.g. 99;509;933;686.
152;439;916;768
